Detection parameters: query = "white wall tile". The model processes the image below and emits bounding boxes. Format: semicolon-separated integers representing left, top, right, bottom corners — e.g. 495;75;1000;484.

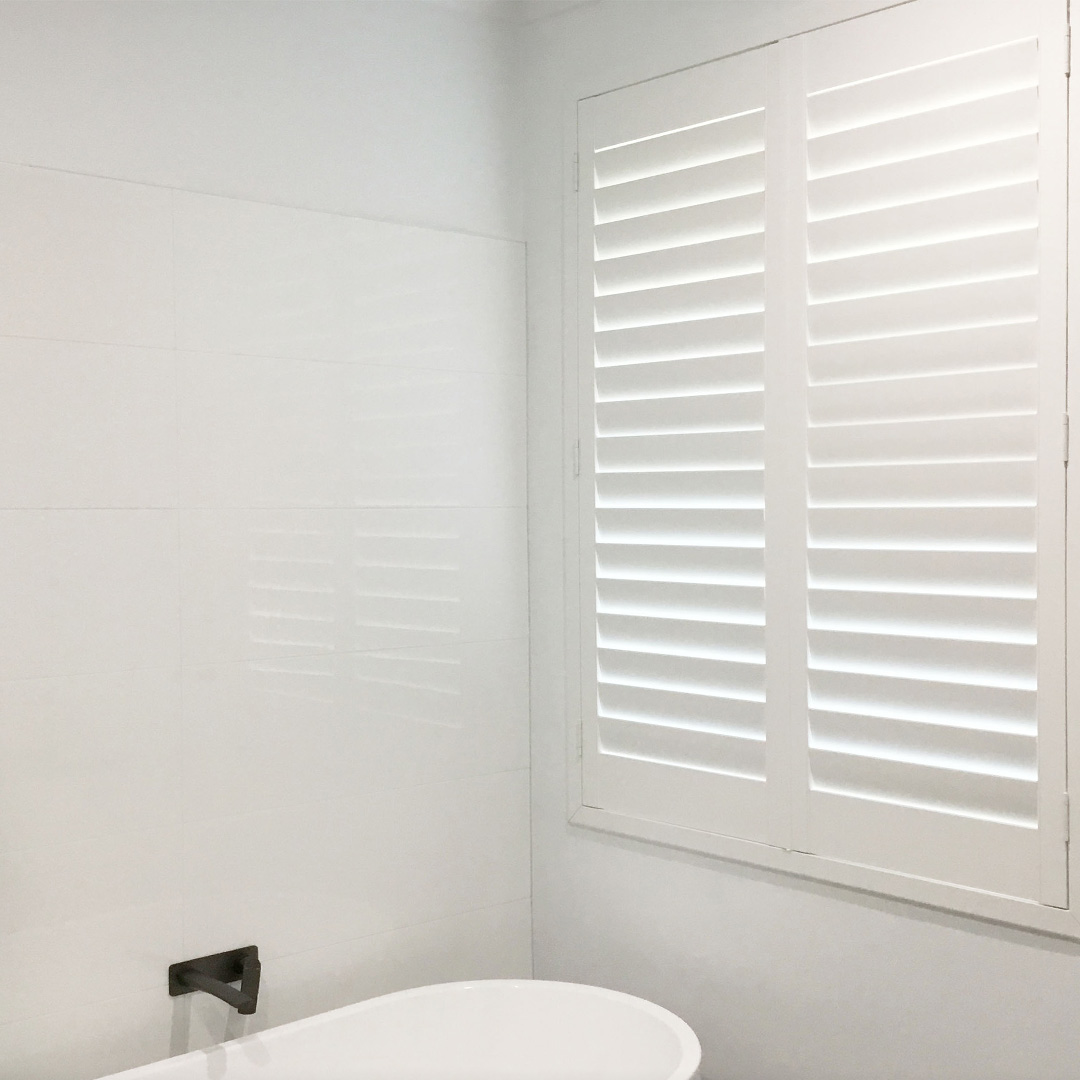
178;351;348;509
0;903;183;1027
0;827;179;937
181;639;528;820
178;352;525;509
180;507;527;664
0;336;176;505
0;338;177;508
182;769;530;960
173;193;349;361
346;226;525;375
0;132;528;1080
0;165;173;348
0;828;182;1025
0;986;178;1080
345;365;526;508
0;668;181;855
173;192;525;372
0;510;180;680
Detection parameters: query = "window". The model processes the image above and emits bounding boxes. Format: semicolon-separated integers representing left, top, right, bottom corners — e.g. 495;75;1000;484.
571;0;1074;932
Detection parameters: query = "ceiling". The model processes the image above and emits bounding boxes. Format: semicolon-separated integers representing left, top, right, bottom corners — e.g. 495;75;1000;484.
436;0;594;24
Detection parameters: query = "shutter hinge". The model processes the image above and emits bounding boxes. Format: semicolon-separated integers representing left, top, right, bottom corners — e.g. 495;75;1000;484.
1067;26;1072;77
572;438;581;478
1064;793;1071;844
573;151;580;192
1064;413;1071;464
575;724;583;760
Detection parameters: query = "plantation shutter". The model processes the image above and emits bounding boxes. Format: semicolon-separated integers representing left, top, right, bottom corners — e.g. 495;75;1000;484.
793;0;1067;904
576;0;1068;905
577;50;775;842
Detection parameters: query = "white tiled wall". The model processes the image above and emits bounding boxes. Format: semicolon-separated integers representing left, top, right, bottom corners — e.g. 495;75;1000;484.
0;162;529;1079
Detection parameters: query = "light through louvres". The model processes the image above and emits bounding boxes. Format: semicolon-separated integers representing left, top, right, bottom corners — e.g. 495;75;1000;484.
592;104;768;782
804;37;1041;829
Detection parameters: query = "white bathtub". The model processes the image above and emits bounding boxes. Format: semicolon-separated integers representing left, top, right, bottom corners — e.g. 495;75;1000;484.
103;979;702;1079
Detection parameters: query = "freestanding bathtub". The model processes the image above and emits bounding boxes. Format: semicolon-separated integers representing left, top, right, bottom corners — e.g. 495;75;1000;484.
103;979;702;1079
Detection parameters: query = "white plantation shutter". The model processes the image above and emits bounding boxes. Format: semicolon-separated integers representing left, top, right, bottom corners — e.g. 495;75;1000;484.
794;1;1067;903
578;51;774;842
576;0;1068;908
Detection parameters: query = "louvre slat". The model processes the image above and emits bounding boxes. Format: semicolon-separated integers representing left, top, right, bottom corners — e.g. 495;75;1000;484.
809;414;1036;467
600;715;766;779
599;612;765;662
809;628;1035;688
595;193;765;261
596;312;765;366
598;579;764;623
597;431;763;472
807;319;1037;385
808;588;1035;642
809;274;1037;344
594;110;765;188
808;460;1036;508
808;87;1038;179
809;746;1037;825
596;353;763;401
809;506;1035;550
809;668;1036;734
596;468;764;509
807;229;1037;306
595;152;765;224
809;708;1036;775
595;235;765;296
808;136;1038;225
595;272;764;331
599;682;764;735
807;39;1037;138
596;507;764;545
599;647;765;699
808;549;1036;595
598;542;764;584
597;389;763;436
808;367;1037;426
808;181;1037;263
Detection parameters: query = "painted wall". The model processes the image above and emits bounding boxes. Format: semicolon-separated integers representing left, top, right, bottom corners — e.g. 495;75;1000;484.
522;3;1080;1079
0;4;528;1078
0;0;521;240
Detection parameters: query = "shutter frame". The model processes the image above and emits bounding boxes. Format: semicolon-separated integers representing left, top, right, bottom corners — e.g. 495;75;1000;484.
570;0;1072;926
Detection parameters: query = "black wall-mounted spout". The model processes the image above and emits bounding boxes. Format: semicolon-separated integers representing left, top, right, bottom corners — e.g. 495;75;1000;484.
169;946;261;1015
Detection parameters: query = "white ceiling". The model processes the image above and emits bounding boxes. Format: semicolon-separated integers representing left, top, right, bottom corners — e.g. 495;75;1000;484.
436;0;594;24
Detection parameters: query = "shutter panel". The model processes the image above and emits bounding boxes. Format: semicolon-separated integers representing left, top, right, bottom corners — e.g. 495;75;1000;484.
575;0;1068;909
578;51;774;842
795;0;1067;903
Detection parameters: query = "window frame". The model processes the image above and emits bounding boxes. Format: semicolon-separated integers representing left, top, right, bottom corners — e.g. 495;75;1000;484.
561;0;1080;940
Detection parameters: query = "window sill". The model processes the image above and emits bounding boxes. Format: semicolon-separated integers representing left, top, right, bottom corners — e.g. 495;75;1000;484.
569;803;1080;941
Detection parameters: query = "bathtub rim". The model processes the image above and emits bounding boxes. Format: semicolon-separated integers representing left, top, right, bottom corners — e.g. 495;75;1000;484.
109;977;702;1080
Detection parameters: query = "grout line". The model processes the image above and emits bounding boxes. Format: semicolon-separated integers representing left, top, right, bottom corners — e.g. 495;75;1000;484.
0;634;530;685
169;767;532;832
523;245;537;981
170;189;190;959
256;894;534;969
0;896;534;1035
0;768;531;861
0;504;527;511
0;157;526;246
0;330;526;378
